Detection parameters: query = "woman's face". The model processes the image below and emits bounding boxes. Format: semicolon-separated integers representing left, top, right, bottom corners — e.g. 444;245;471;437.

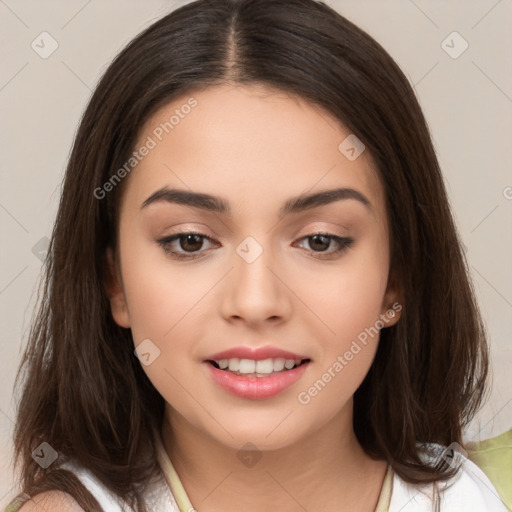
107;83;401;450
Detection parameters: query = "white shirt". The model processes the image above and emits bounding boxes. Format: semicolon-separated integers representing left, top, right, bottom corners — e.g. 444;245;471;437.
61;448;508;512
388;456;508;510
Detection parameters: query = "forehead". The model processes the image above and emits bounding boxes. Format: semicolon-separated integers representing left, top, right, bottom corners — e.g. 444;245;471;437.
123;83;385;217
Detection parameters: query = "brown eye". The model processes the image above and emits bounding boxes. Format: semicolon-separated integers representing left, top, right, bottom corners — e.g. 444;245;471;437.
178;234;205;252
294;233;354;258
307;234;331;252
157;232;216;260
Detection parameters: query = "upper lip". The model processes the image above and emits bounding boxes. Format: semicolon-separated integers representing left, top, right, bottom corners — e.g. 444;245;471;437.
205;346;310;362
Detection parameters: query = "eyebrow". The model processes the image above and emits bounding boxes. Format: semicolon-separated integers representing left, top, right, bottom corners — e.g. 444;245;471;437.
141;186;372;217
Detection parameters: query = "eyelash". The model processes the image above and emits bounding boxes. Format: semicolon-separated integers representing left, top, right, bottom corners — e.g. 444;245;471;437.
156;231;354;261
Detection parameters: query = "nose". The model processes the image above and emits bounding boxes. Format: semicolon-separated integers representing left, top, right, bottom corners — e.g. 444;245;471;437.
220;238;292;327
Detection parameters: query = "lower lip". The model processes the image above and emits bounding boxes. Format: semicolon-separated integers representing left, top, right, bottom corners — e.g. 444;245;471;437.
204;361;310;400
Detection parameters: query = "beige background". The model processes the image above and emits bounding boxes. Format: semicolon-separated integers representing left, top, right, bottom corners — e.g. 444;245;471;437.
1;0;511;506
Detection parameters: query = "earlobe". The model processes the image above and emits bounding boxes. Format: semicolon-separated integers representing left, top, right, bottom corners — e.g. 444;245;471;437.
105;247;131;328
381;301;402;327
380;272;403;327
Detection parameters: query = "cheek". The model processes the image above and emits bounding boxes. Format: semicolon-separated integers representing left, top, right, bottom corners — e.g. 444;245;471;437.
119;231;212;343
119;240;222;412
295;274;385;415
119;244;213;413
293;237;389;404
297;245;389;347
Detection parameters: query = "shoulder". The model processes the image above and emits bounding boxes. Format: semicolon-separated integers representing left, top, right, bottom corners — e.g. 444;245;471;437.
389;444;509;511
466;428;512;510
17;491;85;512
57;459;179;512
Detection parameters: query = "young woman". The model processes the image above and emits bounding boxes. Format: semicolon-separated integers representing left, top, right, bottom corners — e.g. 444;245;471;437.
7;0;508;510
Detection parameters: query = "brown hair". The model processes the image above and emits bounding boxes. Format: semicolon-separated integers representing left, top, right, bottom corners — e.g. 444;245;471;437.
11;0;489;510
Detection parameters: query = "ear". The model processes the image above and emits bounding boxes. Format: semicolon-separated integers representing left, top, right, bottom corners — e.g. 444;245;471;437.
104;247;131;328
379;270;403;327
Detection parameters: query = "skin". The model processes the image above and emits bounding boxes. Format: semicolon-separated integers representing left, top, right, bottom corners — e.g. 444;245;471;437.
18;491;85;512
106;83;402;512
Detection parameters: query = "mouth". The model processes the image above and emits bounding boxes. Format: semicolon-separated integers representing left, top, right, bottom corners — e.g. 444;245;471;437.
206;357;311;378
203;357;312;400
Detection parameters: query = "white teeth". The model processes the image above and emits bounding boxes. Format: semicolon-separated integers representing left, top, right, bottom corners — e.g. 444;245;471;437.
255;359;274;373
273;358;285;371
214;357;306;375
228;358;240;371
238;359;256;373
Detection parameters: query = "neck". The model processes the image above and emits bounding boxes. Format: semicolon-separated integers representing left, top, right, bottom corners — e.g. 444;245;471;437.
161;400;387;512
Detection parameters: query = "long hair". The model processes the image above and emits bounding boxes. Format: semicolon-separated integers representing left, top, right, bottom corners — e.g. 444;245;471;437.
11;0;489;510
